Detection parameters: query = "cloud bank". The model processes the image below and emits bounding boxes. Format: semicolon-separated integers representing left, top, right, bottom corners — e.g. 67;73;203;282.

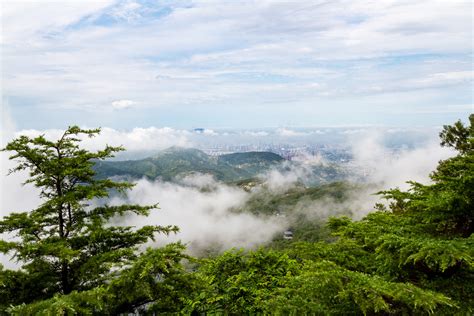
11;127;193;152
109;175;285;254
2;0;472;128
348;130;454;190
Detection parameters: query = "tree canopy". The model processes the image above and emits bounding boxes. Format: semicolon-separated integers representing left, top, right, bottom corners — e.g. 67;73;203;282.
0;126;188;314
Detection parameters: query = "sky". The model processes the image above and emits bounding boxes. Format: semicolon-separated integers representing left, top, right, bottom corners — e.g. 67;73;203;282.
1;0;473;130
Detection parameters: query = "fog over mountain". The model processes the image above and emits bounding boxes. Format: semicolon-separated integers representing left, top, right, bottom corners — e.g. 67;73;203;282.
1;124;454;259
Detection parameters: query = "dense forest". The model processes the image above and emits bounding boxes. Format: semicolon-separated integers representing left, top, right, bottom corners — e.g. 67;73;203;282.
0;115;472;315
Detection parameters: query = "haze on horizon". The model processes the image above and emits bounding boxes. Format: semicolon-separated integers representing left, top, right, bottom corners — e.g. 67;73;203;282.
1;0;472;131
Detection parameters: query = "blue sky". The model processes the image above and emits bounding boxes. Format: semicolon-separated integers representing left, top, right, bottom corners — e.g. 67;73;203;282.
1;0;473;130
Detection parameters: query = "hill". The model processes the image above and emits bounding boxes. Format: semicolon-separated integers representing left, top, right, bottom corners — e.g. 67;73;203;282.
93;147;285;182
235;181;372;244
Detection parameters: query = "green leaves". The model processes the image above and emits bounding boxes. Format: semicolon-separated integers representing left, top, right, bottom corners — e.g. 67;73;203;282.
189;248;456;315
1;126;181;311
6;244;196;315
439;114;474;154
189;249;299;314
7;287;109;315
265;260;454;315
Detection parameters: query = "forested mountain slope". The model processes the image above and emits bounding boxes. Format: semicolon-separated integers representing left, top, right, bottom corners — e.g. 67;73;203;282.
93;146;347;184
93;147;284;182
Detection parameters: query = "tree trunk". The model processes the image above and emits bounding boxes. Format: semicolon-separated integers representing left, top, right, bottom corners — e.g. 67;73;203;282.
61;261;71;294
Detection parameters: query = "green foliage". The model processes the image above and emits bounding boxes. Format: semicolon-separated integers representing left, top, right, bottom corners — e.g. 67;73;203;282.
240;182;366;247
243;182;363;216
7;286;108;316
7;244;196;315
188;249;299;314
283;239;376;272
187;248;454;315
265;260;454;315
0;126;181;313
378;114;474;237
105;243;197;314
439;114;474;154
320;115;474;313
217;151;284;167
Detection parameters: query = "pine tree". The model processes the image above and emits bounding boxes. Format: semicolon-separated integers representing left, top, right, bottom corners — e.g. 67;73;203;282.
0;126;178;309
325;114;474;313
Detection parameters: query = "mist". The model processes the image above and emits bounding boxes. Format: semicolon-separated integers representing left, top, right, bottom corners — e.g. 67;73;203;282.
252;130;455;221
0;109;42;269
0;124;457;265
108;174;285;255
348;130;455;190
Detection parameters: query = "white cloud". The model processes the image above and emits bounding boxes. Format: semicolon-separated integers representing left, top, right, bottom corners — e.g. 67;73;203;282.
276;128;309;137
348;130;455;190
12;126;193;152
414;71;473;87
0;109;41;269
109;1;142;22
341;129;368;135
109;176;285;253
1;0;471;127
243;131;269;137
1;108;42;217
259;162;312;192
111;99;136;109
202;129;218;136
0;0;115;44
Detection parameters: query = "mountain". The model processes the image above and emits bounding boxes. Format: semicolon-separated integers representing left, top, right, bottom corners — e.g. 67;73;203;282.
93;147;285;182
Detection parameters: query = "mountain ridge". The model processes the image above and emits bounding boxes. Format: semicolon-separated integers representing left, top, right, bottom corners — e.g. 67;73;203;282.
94;147;285;182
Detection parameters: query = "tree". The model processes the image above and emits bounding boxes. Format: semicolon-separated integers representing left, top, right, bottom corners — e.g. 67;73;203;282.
187;248;300;314
322;114;474;313
0;126;180;311
188;245;453;315
376;114;473;238
6;243;199;315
